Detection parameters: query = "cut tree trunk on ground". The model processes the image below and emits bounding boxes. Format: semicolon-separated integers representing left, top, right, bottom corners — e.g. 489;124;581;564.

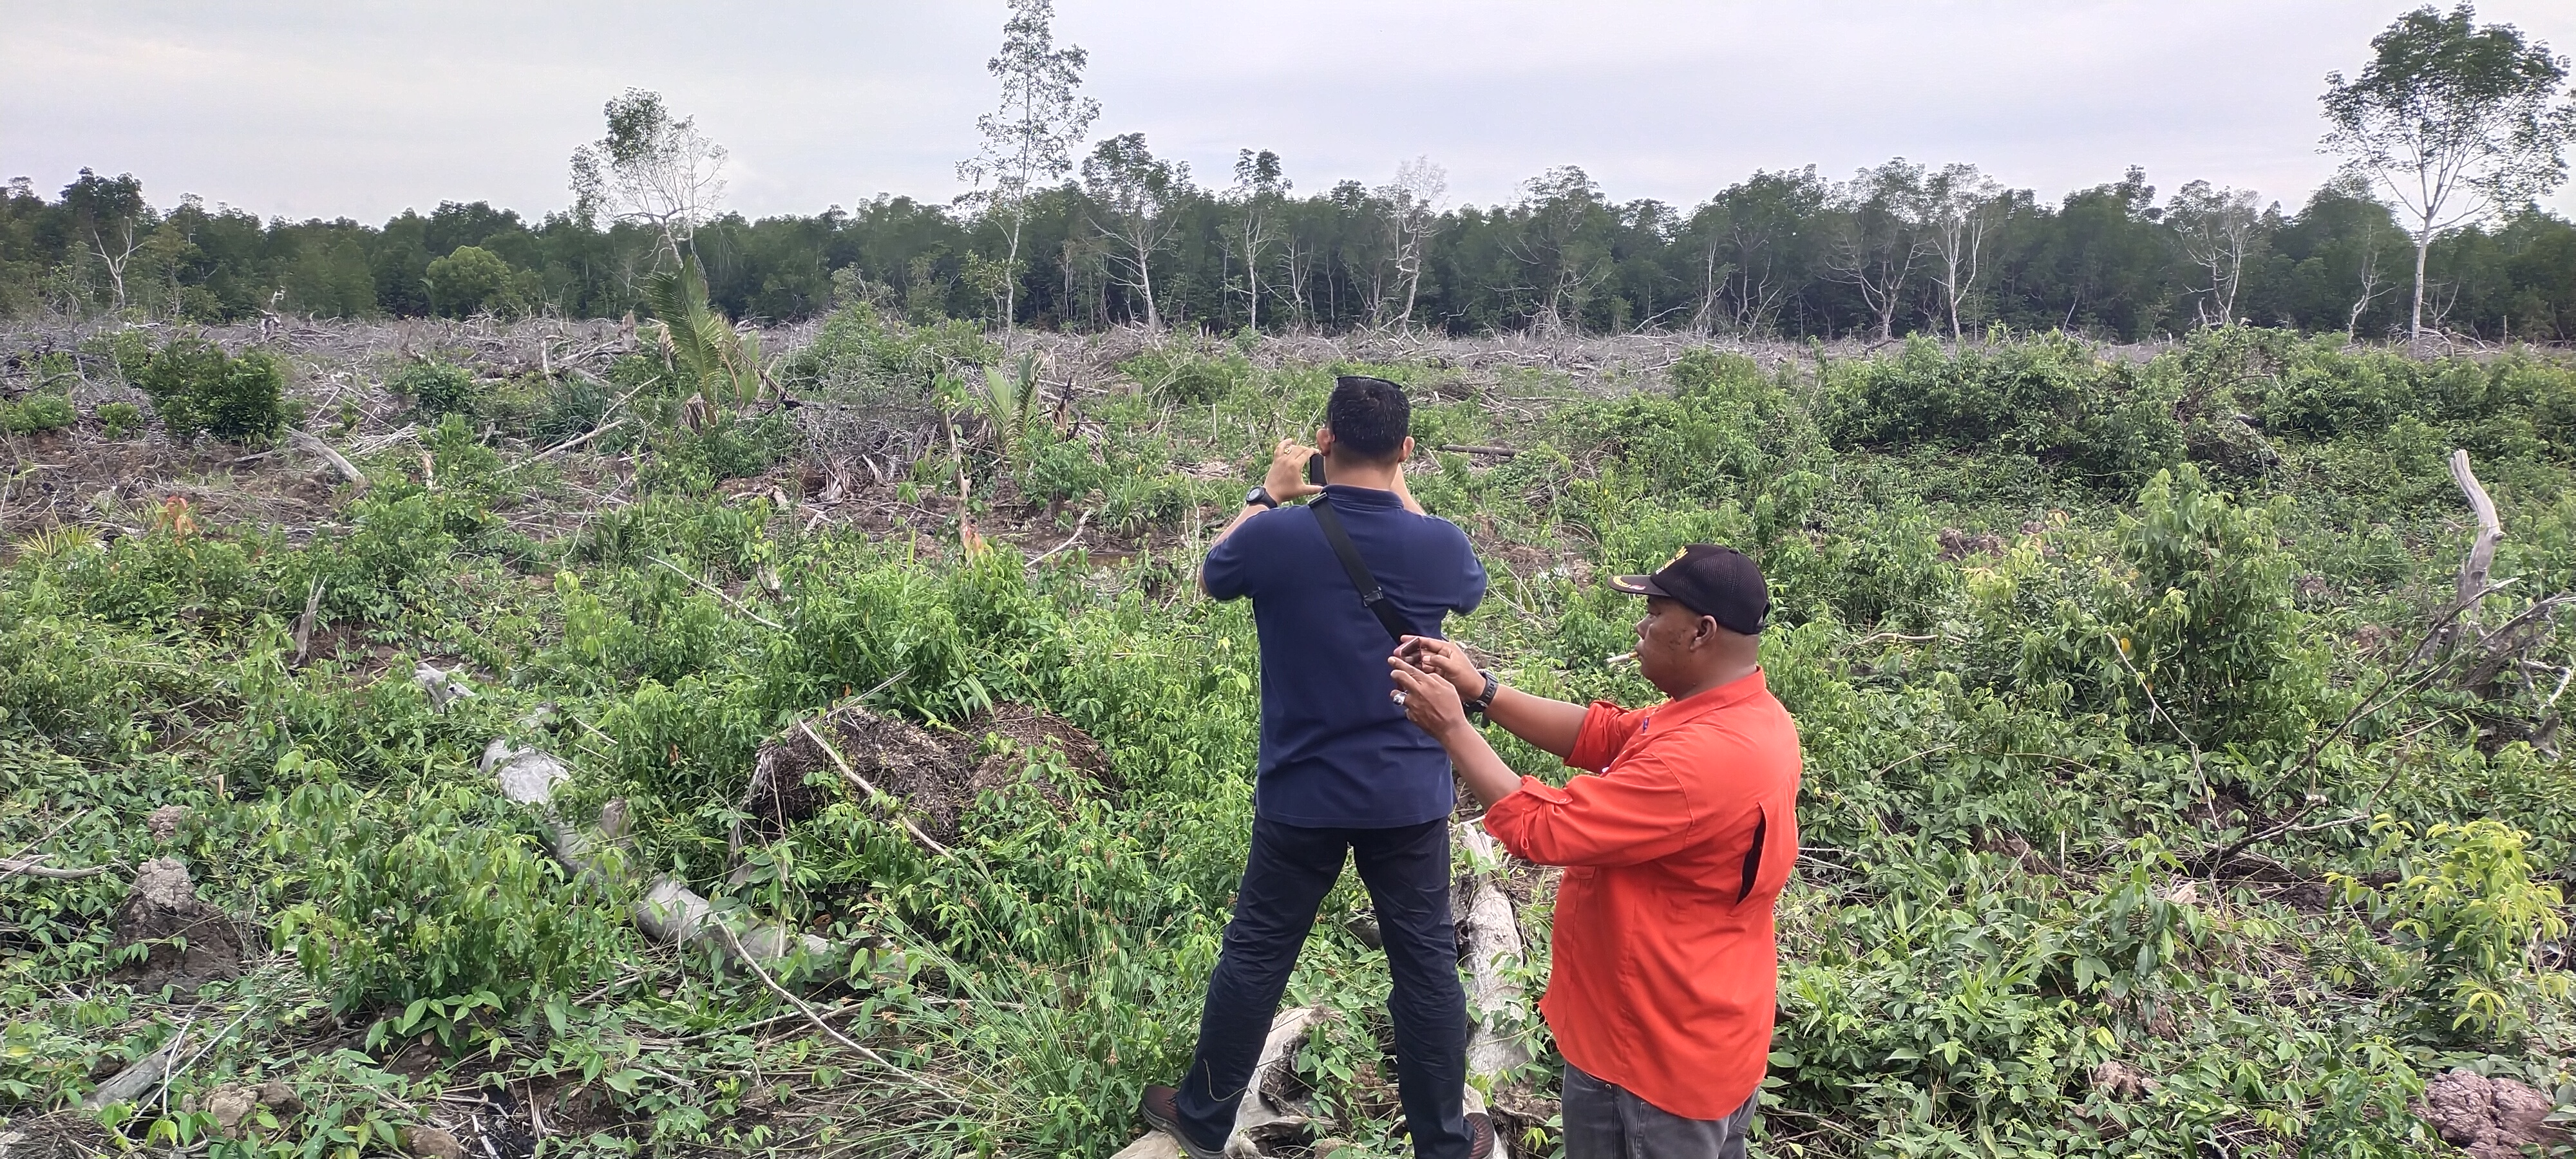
484;739;839;975
1109;1006;1324;1159
83;1039;183;1110
1456;822;1532;1089
288;430;369;496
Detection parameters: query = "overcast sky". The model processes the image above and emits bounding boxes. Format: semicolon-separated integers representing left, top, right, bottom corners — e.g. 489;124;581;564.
6;1;2576;224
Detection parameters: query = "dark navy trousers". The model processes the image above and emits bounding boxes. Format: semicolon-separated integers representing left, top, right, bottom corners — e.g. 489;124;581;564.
1175;815;1471;1158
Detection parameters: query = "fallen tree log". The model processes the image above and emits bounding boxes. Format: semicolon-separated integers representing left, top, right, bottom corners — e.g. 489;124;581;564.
83;1038;183;1110
483;739;836;974
1110;1006;1324;1159
288;430;369;496
1456;822;1533;1090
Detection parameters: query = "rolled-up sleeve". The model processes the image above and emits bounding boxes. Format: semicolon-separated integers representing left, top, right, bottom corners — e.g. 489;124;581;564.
1566;701;1642;773
1482;748;1708;869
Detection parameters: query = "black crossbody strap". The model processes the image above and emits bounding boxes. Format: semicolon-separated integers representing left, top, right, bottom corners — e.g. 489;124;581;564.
1309;495;1416;643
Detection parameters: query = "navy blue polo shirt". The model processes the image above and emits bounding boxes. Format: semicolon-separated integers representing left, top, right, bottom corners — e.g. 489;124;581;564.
1202;484;1488;827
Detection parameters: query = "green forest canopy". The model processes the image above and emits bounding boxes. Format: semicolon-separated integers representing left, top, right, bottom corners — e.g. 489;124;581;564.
5;160;2573;343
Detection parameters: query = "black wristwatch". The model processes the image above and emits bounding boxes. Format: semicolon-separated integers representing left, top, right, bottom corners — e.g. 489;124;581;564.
1464;669;1499;718
1245;485;1279;509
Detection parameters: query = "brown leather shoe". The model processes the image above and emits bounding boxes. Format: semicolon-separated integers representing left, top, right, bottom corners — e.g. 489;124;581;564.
1463;1110;1498;1159
1139;1084;1227;1159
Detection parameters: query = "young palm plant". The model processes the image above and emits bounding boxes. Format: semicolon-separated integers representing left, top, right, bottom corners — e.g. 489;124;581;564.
642;255;769;416
976;350;1045;466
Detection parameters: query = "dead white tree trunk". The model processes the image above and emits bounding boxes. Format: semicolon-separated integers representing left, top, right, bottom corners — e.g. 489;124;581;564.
2444;449;2503;652
1456;822;1532;1089
1110;1006;1325;1159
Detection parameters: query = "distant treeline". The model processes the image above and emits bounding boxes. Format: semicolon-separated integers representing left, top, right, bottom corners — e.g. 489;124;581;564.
5;159;2573;341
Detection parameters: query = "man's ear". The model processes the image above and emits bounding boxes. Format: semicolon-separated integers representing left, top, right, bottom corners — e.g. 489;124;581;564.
1399;435;1416;460
1692;615;1719;648
1316;426;1335;455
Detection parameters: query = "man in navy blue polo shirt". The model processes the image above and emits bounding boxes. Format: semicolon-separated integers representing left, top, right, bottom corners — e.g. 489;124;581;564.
1141;377;1491;1159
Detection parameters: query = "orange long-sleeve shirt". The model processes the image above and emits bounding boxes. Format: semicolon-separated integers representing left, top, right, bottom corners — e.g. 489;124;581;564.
1479;669;1801;1122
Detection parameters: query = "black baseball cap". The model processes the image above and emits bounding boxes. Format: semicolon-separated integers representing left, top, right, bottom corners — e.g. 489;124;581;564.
1609;544;1768;634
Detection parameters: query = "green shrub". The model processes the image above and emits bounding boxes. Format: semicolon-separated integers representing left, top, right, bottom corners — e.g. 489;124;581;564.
2002;465;2318;754
1019;426;1108;508
33;352;79;391
392;359;479;418
777;302;996;402
423;245;528;319
1823;333;2184;486
266;753;623;1044
1121;346;1247;404
2335;819;2571;1040
95;400;142;438
102;328;153;383
133;338;289;443
0;391;73;434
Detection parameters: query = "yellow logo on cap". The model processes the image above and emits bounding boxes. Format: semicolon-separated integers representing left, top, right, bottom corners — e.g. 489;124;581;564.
1667;546;1690;566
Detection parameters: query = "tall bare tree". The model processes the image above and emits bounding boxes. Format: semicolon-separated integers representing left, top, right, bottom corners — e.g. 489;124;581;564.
1225;149;1289;331
570;90;728;265
957;0;1099;329
1377;156;1447;330
2322;3;2576;346
1823;160;1931;343
1081;134;1191;329
2168;180;2268;326
1923;163;2006;341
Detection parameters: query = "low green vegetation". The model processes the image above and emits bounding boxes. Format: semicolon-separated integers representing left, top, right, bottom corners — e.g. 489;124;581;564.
2;321;2571;1158
132;337;290;444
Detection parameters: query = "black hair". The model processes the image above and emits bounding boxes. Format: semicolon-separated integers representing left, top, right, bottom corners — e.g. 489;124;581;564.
1325;375;1410;464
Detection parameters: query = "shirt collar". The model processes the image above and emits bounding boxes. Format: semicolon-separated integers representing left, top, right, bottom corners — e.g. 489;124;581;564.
1320;484;1403;509
1641;668;1768;733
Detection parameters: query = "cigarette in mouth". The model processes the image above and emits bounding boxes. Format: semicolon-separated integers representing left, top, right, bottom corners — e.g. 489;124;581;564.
1606;651;1637;668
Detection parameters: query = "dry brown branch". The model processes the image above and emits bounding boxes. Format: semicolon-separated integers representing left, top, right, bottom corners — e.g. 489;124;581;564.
649;555;784;631
1025;510;1092;569
710;919;969;1109
794;718;951;856
0;854;109;880
287;430;368;495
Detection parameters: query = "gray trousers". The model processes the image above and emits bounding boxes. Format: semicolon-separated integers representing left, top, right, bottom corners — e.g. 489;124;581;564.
1561;1063;1756;1159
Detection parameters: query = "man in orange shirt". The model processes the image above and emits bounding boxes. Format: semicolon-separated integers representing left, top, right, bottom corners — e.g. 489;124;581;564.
1387;544;1800;1158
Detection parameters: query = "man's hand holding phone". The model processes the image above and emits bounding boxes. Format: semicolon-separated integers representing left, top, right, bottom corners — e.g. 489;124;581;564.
1263;438;1322;504
1394;635;1482;699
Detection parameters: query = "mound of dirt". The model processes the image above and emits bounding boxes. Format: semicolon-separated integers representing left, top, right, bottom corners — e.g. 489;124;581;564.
739;702;1112;844
2419;1068;2568;1159
0;1110;118;1158
740;706;963;842
108;858;247;994
963;701;1117;789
